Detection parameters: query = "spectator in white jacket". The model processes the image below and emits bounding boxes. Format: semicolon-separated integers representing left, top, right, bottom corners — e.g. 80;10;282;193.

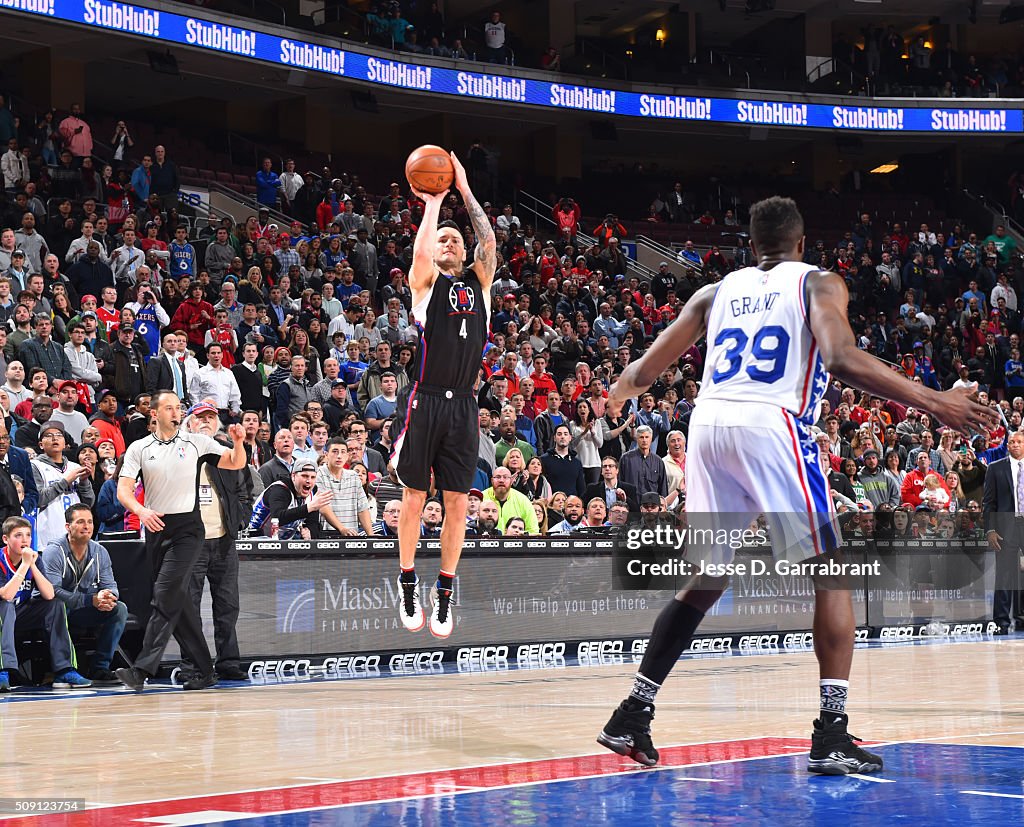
1;138;28;191
65;220;110;265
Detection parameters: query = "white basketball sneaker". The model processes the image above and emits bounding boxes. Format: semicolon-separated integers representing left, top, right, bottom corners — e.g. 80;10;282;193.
398;577;425;632
429;583;454;638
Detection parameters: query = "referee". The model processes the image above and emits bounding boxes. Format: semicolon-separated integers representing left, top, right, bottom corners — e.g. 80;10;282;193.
115;390;247;691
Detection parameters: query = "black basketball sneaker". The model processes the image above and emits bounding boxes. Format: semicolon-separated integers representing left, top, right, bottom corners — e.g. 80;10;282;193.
807;712;884;775
597;699;659;767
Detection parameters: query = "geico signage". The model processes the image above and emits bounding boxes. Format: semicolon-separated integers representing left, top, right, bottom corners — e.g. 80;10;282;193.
687;636;733;652
738;634;780;650
783;632;814;649
457;646;509;663
516;642;566;660
248;659;311;677
948;623;984;636
577;640;624;658
879;626;917;640
389;651;444;671
317;655;381;672
457;660;511;674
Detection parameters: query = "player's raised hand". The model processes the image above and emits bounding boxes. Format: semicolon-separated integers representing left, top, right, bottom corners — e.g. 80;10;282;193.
409;185;447;207
449;151;470;195
932;386;1000;434
607;382;627;409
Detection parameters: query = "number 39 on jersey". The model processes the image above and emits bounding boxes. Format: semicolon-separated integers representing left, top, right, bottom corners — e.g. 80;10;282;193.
700;263;828;422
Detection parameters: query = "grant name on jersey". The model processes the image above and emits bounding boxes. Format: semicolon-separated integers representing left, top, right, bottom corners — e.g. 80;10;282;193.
729;292;780;317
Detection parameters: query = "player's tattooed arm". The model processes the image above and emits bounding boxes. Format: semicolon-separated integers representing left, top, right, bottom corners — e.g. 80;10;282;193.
450;152;496;283
465;194;497;271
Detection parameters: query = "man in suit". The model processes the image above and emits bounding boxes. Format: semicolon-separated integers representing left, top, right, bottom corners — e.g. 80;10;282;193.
147;330;189;405
585;456;639;512
0;422;37;516
982;430;1024;634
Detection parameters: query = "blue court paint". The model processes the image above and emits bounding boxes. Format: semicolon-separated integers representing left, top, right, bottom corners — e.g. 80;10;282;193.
224;744;1024;827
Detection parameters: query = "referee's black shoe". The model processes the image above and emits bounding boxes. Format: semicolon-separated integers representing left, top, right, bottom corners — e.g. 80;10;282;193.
116;667;148;692
90;668;122;687
597;699;659;766
807;713;884;775
217;665;249;681
183;672;218;691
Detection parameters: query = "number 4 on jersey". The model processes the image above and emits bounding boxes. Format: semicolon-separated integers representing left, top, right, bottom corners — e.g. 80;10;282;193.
459;319;467;339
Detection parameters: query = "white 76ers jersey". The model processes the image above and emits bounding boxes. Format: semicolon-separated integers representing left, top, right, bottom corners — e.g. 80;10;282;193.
699;261;828;423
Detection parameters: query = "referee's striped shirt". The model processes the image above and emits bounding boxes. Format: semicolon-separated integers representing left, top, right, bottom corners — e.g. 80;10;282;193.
120;430;227;515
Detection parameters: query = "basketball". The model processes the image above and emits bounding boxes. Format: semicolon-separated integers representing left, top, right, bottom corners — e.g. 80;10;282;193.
405;145;454;194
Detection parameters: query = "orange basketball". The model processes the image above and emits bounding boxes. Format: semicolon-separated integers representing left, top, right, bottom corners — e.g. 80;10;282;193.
405;145;454;194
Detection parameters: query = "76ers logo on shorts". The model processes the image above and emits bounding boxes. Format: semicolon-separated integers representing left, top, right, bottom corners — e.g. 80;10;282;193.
448;282;475;314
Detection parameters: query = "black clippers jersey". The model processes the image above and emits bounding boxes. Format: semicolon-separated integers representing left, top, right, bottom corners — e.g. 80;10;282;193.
411;268;489;390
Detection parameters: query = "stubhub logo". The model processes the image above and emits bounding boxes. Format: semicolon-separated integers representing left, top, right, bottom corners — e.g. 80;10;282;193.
83;0;159;35
550;84;615;113
0;0;54;15
456;72;526;102
367;58;431;89
279;39;345;75
186;19;256;56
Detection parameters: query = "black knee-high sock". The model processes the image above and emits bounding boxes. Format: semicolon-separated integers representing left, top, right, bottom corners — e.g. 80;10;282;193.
629;599;706;703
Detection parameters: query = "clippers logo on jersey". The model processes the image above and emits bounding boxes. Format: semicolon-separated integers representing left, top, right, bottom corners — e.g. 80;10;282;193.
448;282;476;315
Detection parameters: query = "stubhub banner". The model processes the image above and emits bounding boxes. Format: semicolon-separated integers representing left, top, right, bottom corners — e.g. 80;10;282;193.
2;0;1021;134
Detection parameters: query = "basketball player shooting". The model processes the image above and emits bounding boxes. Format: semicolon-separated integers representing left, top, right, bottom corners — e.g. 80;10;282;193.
391;152;495;638
597;196;997;774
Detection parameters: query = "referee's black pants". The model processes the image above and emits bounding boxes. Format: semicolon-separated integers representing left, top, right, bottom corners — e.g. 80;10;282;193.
184;535;241;670
135;513;214;677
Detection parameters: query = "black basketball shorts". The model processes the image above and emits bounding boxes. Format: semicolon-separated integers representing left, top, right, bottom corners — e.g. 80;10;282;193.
391;384;480;493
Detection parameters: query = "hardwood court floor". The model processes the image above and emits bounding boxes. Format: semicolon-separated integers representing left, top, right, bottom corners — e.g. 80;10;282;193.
1;637;1022;823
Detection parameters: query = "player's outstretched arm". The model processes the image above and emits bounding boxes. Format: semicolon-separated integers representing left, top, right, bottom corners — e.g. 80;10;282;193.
608;283;719;405
808;271;998;434
450;152;496;291
409;187;447;294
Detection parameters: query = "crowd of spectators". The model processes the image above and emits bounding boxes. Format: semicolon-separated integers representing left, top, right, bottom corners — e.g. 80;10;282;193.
0;95;1022;551
832;26;1024;97
350;5;1024;93
1;91;1023;687
364;3;523;66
